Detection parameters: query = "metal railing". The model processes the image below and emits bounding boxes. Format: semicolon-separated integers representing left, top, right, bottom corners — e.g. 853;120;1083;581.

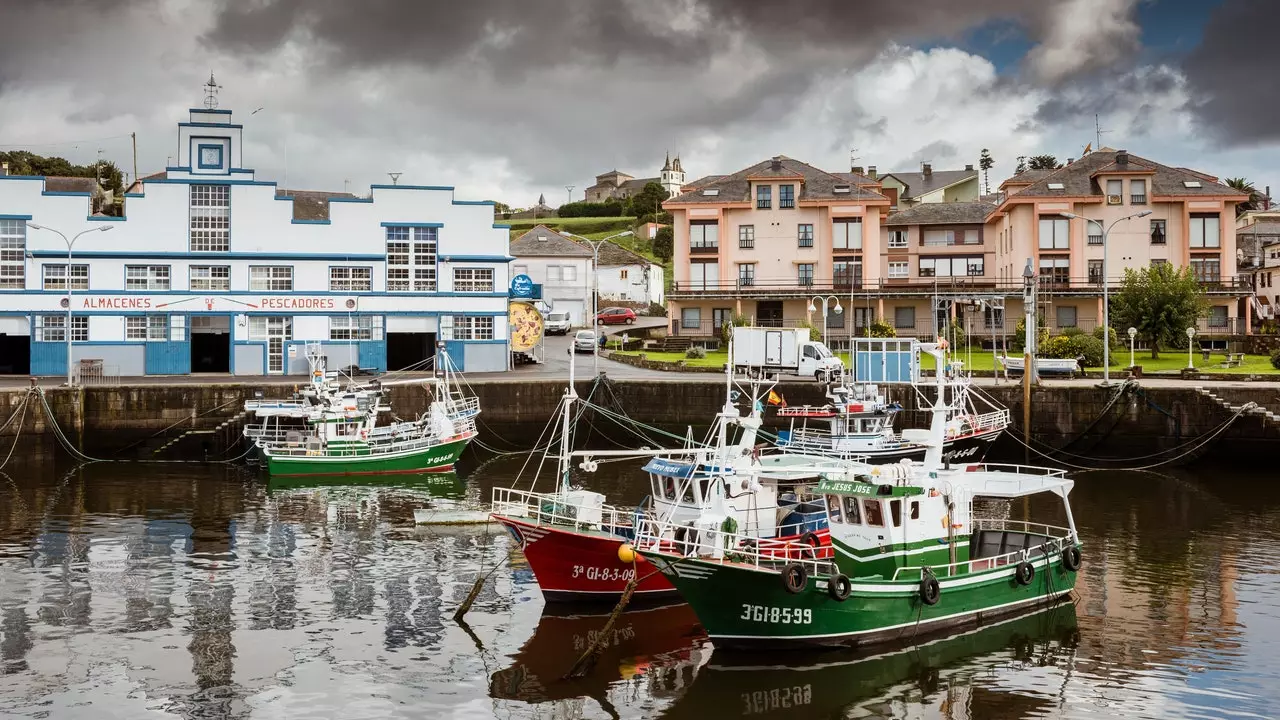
890;528;1074;580
670;275;1253;296
73;360;119;387
490;486;635;531
634;517;833;576
957;409;1011;435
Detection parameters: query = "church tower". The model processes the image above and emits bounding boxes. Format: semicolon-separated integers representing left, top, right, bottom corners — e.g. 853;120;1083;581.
660;152;686;197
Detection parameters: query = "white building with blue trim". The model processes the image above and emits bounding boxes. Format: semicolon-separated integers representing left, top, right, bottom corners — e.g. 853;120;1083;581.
0;107;512;377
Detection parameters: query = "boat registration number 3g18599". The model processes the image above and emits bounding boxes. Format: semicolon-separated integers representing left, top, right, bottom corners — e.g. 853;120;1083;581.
571;565;635;582
740;604;812;624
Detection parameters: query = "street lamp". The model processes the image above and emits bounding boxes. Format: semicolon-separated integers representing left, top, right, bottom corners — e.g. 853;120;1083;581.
1186;326;1197;370
1127;326;1137;369
561;229;634;374
1058;210;1153;385
807;295;843;345
26;223;113;386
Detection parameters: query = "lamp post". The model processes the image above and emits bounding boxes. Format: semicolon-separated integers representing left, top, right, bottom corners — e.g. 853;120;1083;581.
26;223;113;385
807;295;843;346
1058;210;1152;385
1021;259;1036;462
1186;326;1197;370
561;229;634;374
1127;326;1137;369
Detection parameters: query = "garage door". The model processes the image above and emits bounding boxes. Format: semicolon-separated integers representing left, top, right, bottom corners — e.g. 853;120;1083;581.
554;300;586;327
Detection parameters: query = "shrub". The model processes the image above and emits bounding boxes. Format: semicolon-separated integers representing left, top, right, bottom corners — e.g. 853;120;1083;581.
866;317;896;338
1066;335;1105;367
719;312;753;345
1271;349;1280;370
1060;325;1085;337
1009;316;1049;353
1038;335;1073;359
685;346;707;359
1092;324;1119;349
646;302;667;317
557;199;625;218
794;319;820;340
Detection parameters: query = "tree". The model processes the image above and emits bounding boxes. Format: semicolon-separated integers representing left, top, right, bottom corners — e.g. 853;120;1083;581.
652;226;674;262
1110;263;1207;359
978;148;994;196
625;181;669;218
0;150;123;194
490;201;512;214
1027;154;1061;170
1225;177;1261;216
1015;156;1027;174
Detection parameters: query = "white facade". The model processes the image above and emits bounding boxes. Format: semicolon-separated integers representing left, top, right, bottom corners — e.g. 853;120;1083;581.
511;256;593;326
0;107;512;377
597;263;664;305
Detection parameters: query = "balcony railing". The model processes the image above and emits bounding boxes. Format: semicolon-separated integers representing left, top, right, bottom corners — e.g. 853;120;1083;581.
689;244;719;254
1087;234;1103;246
921;236;982;247
669;275;1253;296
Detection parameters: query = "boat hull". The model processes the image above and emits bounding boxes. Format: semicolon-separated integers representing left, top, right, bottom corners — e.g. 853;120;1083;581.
640;547;1078;651
264;436;472;478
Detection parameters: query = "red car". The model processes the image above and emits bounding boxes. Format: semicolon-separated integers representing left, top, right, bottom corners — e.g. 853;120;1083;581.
596;307;637;325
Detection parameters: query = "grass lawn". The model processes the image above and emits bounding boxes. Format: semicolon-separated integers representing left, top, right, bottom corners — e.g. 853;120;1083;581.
500;216;637;230
612;349;727;368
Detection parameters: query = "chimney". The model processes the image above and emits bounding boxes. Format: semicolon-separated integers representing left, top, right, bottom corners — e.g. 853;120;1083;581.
922;163;932;177
770;156;783;171
1066;158;1074;165
851;165;864;175
965;164;974;171
867;165;877;179
1116;150;1128;165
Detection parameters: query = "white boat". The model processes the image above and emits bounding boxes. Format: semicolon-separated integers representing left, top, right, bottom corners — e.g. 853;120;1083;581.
413;499;495;525
999;355;1079;376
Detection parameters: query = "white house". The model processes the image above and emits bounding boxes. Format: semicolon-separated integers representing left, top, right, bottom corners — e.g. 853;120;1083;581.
509;225;593;326
595;240;664;305
0;106;512;377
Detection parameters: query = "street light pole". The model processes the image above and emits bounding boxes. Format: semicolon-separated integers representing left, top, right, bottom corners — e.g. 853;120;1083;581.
1127;326;1137;369
561;229;634;375
26;223;113;385
1186;326;1197;370
807;295;843;346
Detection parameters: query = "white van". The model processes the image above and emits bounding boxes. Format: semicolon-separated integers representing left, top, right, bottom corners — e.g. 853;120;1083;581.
545;312;572;335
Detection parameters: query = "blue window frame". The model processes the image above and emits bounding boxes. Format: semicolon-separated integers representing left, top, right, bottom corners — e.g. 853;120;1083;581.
196;143;224;170
386;226;438;292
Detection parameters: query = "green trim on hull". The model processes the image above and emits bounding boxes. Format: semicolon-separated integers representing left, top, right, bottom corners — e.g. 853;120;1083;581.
265;437;471;478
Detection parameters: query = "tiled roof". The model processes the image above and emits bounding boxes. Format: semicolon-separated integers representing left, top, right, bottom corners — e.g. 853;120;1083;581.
666;155;886;205
883;201;996;226
510;225;594;257
682;174;724;190
1239;221;1280;237
45;176;100;194
1000;169;1054;186
277;189;357;221
881;169;977;199
1006;150;1246;200
832;171;880;186
618;177;659;193
593;239;653;267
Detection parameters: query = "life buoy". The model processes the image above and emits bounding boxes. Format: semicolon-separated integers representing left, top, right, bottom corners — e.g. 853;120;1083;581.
827;573;852;601
1061;545;1082;572
781;563;808;594
1015;560;1035;586
920;573;941;605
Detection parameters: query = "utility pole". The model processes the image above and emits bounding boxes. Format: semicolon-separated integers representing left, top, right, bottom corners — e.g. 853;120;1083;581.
131;133;138;190
1021;259;1037;463
565;185;575;204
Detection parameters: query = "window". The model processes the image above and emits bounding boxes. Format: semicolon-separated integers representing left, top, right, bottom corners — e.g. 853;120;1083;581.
190;265;230;292
689;261;718;290
887;261;909;279
42;264;88;291
797;224;814;248
833;219;862;250
843;496;861;524
1190;214;1221;248
1131;178;1147;204
888;229;908;248
797;263;814;286
712;308;732;331
1149;219;1167;245
453;267;494;292
826;308;844;328
756;184;771;209
862;499;885;527
738;225;755;249
923;230;965;246
1056;305;1077;329
690;220;719;251
825;495;844;523
386;226;437;291
35;315;87;342
1190;256;1220;282
1207;306;1228;328
681;307;701;330
1088;259;1103;285
189;184;230;252
779;184;795;209
983;307;1004;329
330;315;375;340
0;219;25;289
249;266;292;292
1038;216;1069;249
126;315;169;341
547;265;579;284
919;256;983;277
619;269;629;280
1106;178;1123;201
894;306;915;329
126;265;170;291
910;501;920;520
738;263;755;287
833;258;861;288
449;316;495;341
1039;257;1070;284
889;499;902;527
328;266;372;292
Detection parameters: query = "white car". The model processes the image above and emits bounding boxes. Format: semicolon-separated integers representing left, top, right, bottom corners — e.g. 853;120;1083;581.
544;312;571;335
573;330;598;353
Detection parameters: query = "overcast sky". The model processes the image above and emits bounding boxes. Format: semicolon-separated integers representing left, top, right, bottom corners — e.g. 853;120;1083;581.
0;0;1275;205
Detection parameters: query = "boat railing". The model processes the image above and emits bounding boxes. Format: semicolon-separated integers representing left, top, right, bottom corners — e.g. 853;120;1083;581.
962;463;1068;478
490;487;635;530
634;516;832;576
445;395;481;418
890;520;1075;581
971;518;1074;538
243;426;307;442
960;409;1010;433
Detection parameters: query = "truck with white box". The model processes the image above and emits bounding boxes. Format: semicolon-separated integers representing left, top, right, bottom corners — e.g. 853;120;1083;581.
730;327;845;381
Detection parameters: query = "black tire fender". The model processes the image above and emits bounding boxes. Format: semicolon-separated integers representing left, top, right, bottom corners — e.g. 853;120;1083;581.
781;563;808;594
1061;545;1082;572
920;573;941;606
1015;560;1035;586
827;573;852;601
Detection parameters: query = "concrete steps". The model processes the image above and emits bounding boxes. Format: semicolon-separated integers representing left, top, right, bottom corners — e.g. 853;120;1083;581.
152;409;249;455
1195;387;1276;423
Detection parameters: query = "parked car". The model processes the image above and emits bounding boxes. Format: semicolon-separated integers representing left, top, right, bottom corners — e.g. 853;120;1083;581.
596;307;637;325
544;312;572;335
573;330;598;353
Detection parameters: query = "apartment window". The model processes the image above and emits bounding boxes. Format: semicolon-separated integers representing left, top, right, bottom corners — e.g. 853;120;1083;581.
833;258;862;288
738;225;755;249
689;261;719;290
386;226;437;291
1131;179;1147;204
826;308;844;329
738;263;755;287
888;230;908;249
189;184;230;252
328;266;372;292
125;265;170;290
1207;306;1228;328
330;315;375;340
547;265;578;284
690;220;719;251
1151;259;1169;268
756;184;772;209
712;308;732;331
1039;257;1070;284
249;266;293;292
1190;256;1221;282
453;267;495;292
1106;178;1123;201
797;263;814;286
894;306;915;329
1056;306;1077;329
448;316;495;341
681;307;701;330
0;219;25;289
919;256;984;277
887;261;909;279
42;264;89;291
833;219;862;250
1190;214;1221;248
1150;219;1167;244
797;224;814;248
125;315;169;341
1038;216;1069;249
779;184;795;209
923;230;968;247
1088;259;1103;285
190;265;230;292
35;315;87;342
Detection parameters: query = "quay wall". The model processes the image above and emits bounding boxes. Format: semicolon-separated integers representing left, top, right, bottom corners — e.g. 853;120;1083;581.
0;380;1276;461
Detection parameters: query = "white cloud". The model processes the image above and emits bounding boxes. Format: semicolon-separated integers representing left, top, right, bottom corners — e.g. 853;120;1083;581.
1024;0;1143;84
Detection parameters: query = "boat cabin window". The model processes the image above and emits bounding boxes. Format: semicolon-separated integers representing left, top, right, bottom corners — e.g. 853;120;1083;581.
862;499;885;527
825;495;843;523
843;496;861;524
910;501;920;520
661;477;677;500
889;499;902;527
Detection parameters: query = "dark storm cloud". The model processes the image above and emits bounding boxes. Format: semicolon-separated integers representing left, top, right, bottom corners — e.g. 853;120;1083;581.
1183;0;1280;145
897;140;959;169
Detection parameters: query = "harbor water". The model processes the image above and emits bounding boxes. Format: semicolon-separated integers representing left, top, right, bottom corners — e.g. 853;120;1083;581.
1;452;1277;719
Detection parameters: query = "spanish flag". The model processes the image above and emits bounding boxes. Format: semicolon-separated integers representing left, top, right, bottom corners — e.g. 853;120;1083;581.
766;390;784;406
1083;142;1092;154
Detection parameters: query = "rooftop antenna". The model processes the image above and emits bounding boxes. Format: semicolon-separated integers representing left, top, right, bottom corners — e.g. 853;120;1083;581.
388;172;402;186
202;72;222;110
565;185;575;204
1094;113;1111;150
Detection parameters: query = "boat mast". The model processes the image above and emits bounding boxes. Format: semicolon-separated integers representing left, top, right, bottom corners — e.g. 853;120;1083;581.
923;343;947;470
558;347;578;493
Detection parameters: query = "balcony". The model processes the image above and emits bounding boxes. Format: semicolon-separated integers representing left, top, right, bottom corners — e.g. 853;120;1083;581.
920;236;982;247
668;275;1254;300
689;244;719;254
1087;234;1103;246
